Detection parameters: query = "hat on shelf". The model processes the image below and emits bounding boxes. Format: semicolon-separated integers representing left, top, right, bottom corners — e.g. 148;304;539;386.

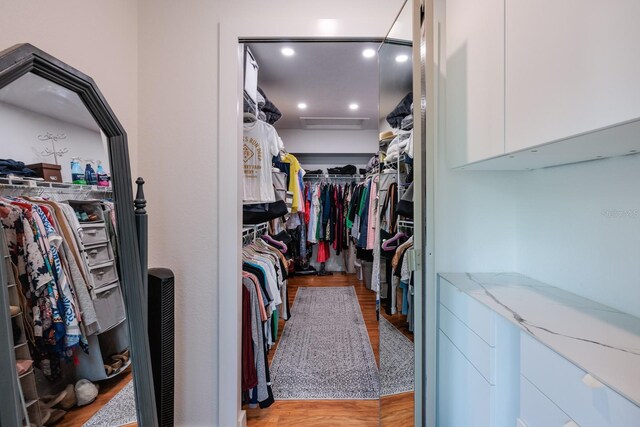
379;130;395;143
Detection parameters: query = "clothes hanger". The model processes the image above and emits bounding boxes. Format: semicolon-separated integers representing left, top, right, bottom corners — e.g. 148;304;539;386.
381;231;407;251
261;234;287;254
243;112;257;123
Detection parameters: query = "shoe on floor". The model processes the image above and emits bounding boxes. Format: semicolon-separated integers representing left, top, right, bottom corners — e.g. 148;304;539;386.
47;409;67;425
40;389;68;409
57;384;77;410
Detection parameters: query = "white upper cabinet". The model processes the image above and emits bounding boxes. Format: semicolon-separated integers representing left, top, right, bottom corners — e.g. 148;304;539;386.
445;0;505;168
445;0;640;170
505;0;640;154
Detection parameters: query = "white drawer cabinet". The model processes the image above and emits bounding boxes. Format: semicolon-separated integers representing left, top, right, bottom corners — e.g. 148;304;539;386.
445;0;505;167
438;330;492;427
521;332;640;427
505;0;640;154
440;303;495;384
438;276;520;426
439;277;495;345
520;374;576;427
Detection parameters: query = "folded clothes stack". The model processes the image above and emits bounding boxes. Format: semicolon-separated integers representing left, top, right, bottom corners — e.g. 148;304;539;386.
0;159;37;177
327;164;357;175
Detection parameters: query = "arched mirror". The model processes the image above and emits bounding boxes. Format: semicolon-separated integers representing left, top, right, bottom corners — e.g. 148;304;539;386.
378;1;417;425
0;44;157;427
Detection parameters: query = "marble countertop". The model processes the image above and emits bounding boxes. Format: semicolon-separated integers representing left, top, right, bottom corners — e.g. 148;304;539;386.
439;272;640;407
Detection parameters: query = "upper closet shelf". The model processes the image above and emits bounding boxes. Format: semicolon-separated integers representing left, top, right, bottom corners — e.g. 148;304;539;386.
0;177;112;196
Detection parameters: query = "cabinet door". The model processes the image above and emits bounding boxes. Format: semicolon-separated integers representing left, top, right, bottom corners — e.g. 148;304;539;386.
438;330;492;427
446;0;505;167
505;0;640;153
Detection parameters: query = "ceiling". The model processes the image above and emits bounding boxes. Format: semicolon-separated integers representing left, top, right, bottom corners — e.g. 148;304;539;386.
0;72;101;132
249;41;413;131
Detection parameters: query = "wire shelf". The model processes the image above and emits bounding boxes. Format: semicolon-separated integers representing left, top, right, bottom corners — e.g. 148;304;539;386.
303;174;365;181
0;177;112;200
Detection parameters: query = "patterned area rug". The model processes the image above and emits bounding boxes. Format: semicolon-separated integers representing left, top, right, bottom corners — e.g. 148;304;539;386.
380;316;415;396
83;380;136;427
270;286;380;399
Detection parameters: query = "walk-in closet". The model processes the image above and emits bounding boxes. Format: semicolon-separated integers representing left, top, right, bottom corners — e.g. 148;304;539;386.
238;3;417;424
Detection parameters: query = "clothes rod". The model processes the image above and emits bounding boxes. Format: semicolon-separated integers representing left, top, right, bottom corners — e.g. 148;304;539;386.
303;174;365;180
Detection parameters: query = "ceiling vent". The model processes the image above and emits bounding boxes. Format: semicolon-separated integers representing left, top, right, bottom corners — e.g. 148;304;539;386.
299;117;370;130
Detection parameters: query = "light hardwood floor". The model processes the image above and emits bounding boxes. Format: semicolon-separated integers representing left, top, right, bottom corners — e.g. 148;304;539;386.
246;273;414;427
58;368;136;427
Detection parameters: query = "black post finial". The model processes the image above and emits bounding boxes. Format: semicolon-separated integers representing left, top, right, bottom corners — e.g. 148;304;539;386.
135;177;147;215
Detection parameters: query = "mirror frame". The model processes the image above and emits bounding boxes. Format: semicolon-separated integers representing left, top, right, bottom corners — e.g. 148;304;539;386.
0;43;157;426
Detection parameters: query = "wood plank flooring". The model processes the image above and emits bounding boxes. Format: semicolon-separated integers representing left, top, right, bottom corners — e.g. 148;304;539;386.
246;273;414;426
58;368;136;427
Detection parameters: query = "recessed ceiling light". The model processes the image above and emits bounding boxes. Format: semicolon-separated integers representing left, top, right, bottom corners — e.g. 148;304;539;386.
395;54;409;63
281;47;295;57
297;102;307;110
362;48;376;58
349;103;359;110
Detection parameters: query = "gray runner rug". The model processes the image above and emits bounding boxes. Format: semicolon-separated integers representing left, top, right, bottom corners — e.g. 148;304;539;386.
380;316;415;396
270;286;380;399
83;380;136;427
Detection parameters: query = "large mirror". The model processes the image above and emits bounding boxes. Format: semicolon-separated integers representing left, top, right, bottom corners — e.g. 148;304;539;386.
0;45;156;427
378;2;416;426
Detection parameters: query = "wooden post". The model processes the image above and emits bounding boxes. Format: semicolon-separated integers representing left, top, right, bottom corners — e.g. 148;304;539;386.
135;177;149;329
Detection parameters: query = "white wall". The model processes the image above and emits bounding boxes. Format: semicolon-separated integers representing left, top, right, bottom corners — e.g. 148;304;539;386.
137;1;404;425
278;129;378;153
515;154;640;317
0;102;108;182
0;0;139;179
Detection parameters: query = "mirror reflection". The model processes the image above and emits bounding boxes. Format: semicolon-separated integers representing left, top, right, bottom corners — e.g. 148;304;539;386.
0;72;136;426
378;1;415;425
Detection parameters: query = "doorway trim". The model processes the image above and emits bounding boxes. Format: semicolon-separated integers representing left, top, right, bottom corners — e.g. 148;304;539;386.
216;12;432;425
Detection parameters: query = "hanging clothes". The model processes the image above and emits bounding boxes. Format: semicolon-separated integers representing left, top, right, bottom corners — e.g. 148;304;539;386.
241;231;289;408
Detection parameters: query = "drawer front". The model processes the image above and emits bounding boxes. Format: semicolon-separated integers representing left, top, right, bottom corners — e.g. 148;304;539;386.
520;374;575;427
94;282;126;333
84;243;112;266
438;330;492;427
80;224;108;246
440;303;495;384
439;277;495;346
521;332;640;427
89;262;118;289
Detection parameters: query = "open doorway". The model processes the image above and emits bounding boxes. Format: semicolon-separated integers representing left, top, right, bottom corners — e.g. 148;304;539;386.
237;22;417;426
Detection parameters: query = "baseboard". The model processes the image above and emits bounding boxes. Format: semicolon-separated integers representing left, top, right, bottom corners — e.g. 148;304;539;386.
237;409;247;427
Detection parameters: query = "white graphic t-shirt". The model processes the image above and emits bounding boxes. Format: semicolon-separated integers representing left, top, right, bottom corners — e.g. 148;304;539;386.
243;120;280;203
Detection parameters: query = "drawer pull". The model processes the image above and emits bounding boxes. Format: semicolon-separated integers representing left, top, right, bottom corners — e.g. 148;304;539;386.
95;272;105;279
86;230;98;235
563;421;579;427
581;373;604;389
89;250;98;257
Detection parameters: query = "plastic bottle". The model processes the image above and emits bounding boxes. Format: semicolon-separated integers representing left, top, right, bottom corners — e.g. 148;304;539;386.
85;161;97;185
96;161;110;187
71;158;86;185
